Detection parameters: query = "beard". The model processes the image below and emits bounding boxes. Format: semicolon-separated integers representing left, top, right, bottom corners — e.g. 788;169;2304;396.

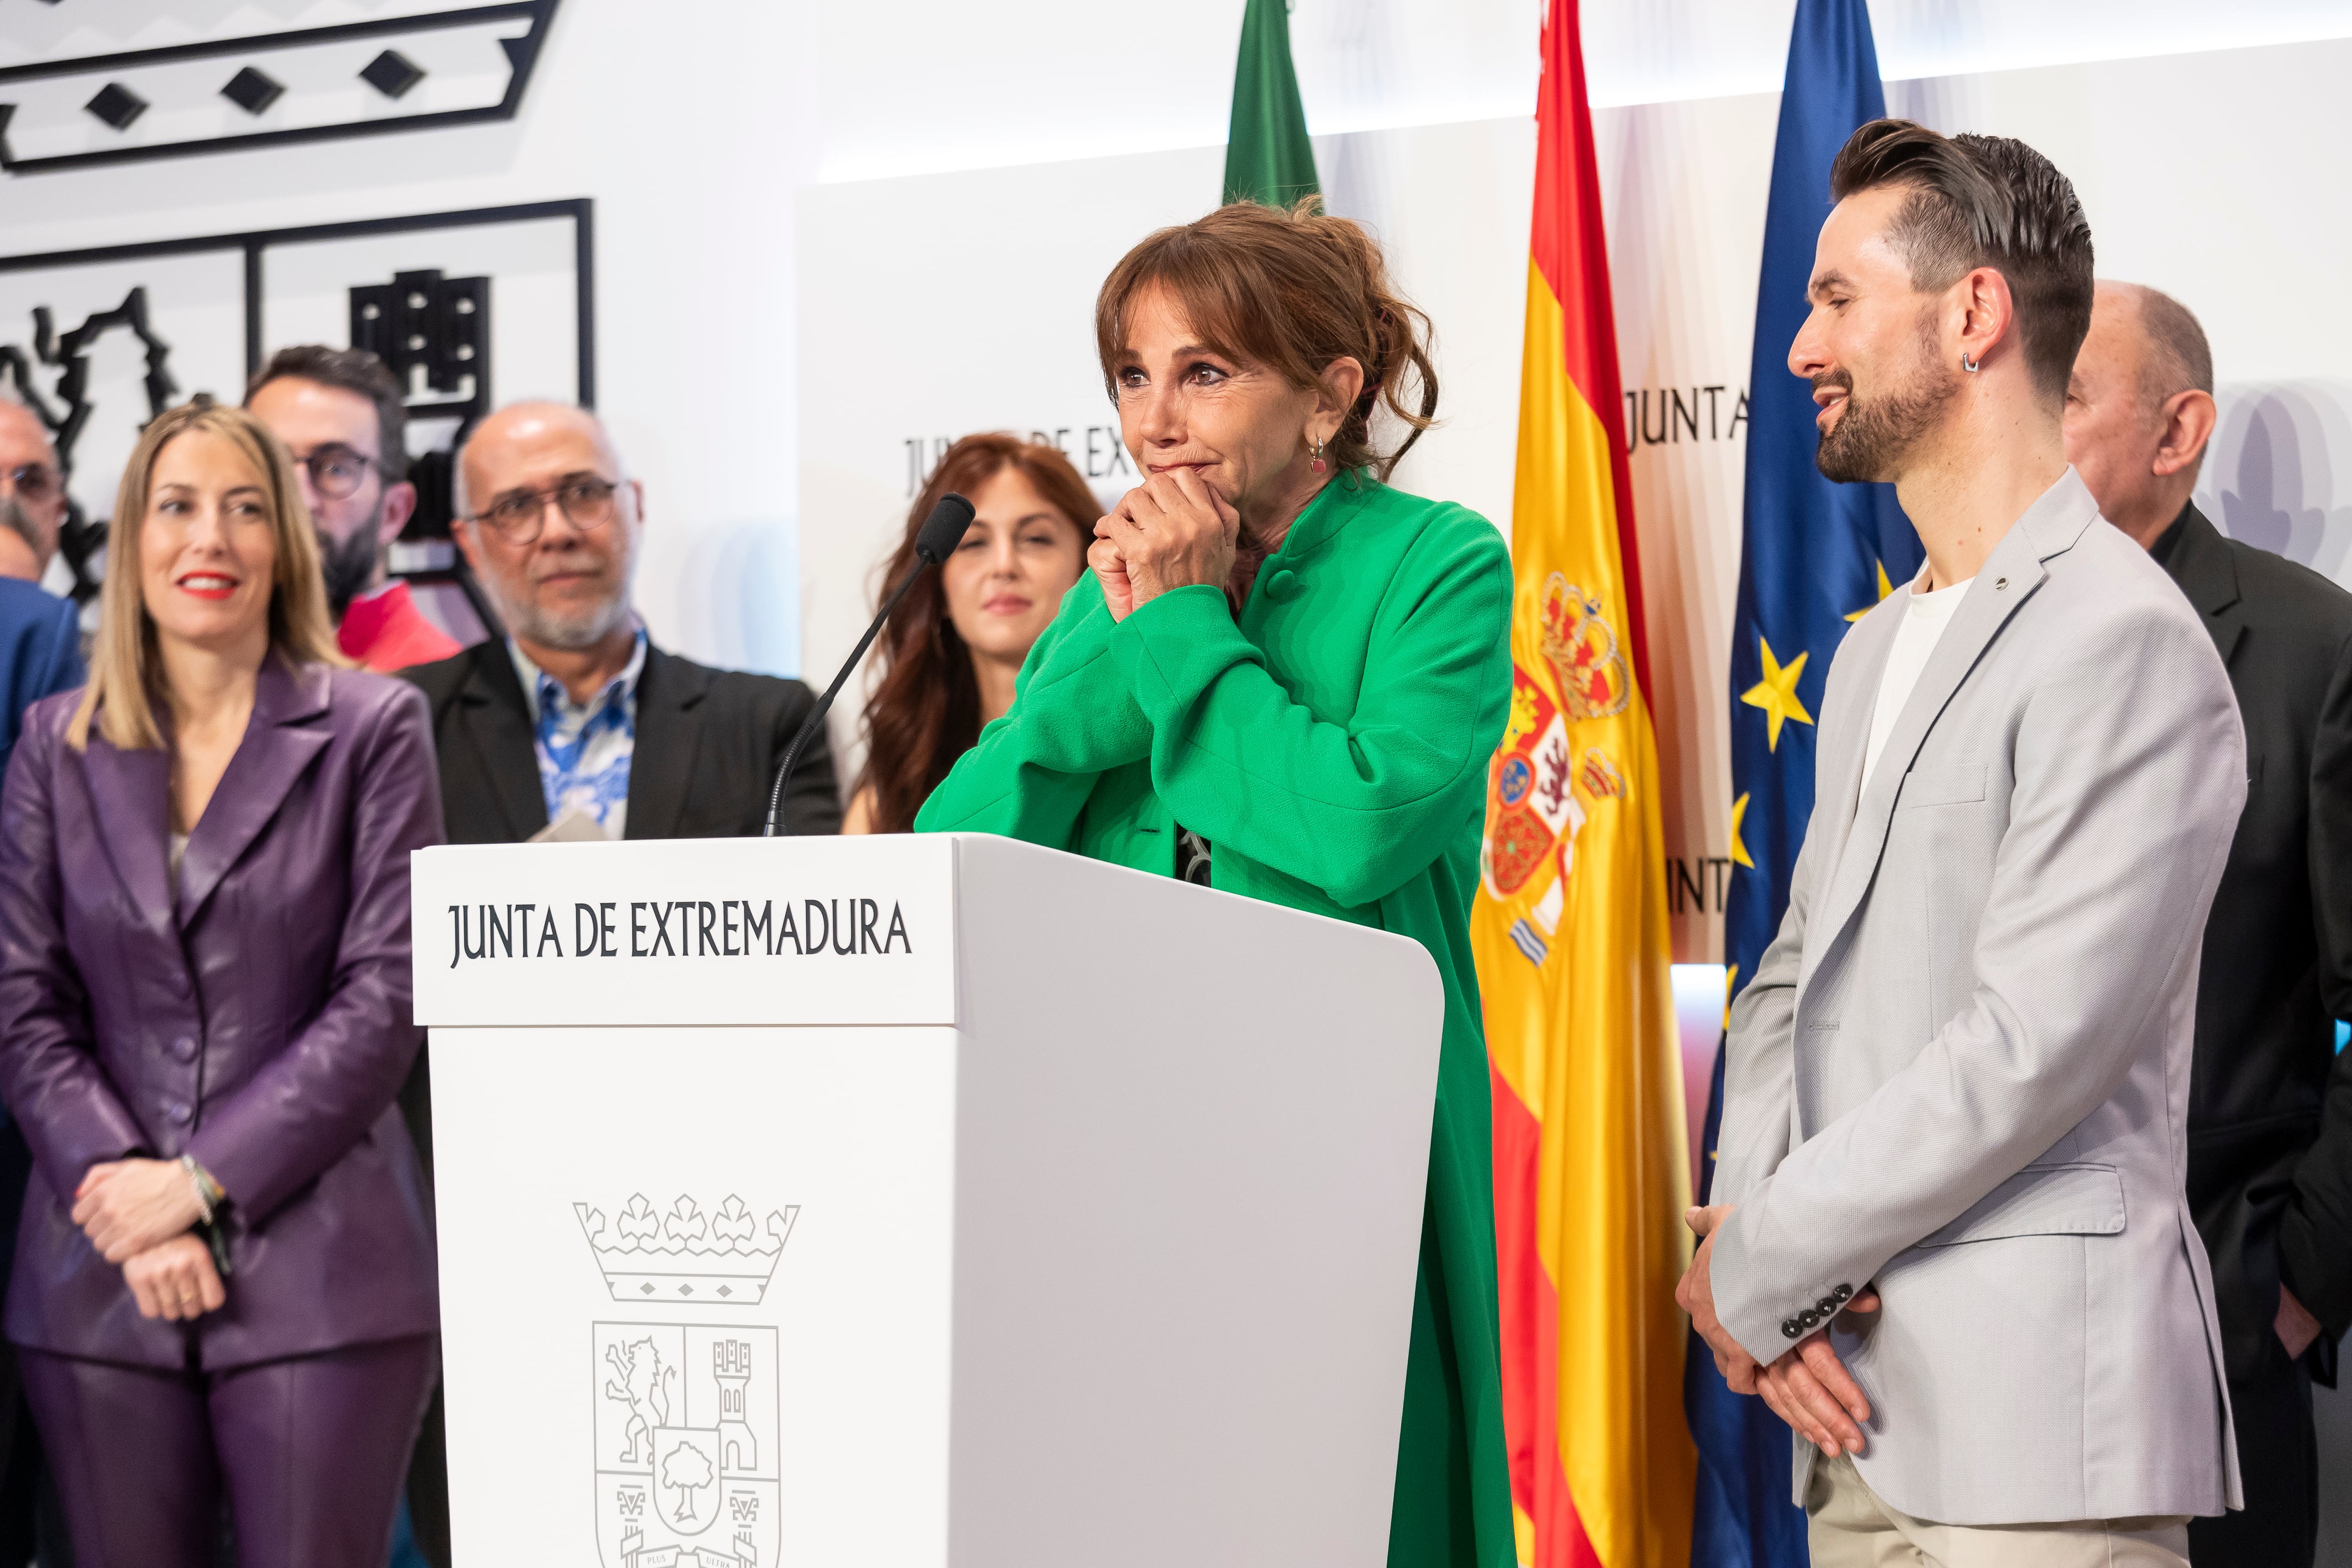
1814;312;1959;484
0;496;50;573
316;520;383;620
488;546;635;650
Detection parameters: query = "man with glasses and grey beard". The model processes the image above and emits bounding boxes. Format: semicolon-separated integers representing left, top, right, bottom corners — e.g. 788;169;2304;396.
404;400;841;843
395;403;838;1567
246;344;463;672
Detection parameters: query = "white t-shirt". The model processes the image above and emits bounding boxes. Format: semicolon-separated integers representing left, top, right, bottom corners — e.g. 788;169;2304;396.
1861;572;1973;791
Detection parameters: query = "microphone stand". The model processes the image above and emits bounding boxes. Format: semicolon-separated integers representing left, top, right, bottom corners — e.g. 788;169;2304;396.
763;492;974;837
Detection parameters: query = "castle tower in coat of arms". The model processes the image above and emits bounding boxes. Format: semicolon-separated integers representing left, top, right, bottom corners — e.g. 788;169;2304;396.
714;1338;757;1473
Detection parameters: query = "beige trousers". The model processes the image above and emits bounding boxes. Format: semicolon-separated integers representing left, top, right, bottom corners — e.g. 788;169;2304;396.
1805;1455;2192;1568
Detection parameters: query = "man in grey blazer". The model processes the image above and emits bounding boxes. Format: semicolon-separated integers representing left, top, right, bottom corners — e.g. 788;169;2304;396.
1677;120;2247;1564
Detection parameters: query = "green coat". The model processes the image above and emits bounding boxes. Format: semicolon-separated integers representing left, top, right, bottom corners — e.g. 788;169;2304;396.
916;474;1516;1566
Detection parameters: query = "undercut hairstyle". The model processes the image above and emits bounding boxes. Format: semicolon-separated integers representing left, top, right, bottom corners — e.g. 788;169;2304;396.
1094;200;1438;480
1830;119;2094;403
245;344;410;481
2122;284;2214;408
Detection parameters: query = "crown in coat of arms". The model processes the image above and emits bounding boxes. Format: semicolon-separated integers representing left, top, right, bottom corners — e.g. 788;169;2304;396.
1538;573;1632;721
575;1194;799;1306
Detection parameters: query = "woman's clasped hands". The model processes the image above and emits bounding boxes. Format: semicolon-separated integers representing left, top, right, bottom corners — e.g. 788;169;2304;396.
74;1158;223;1321
1091;466;1241;622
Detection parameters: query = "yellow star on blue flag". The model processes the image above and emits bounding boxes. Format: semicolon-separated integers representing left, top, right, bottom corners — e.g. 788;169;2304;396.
1739;637;1813;751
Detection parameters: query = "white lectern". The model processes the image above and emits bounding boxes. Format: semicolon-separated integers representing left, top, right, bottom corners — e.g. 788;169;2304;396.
411;832;1443;1567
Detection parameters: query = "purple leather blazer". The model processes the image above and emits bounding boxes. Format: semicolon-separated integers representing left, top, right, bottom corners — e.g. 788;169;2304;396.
0;660;441;1370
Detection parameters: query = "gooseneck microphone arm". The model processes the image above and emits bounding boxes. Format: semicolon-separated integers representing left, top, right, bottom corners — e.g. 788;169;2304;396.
763;492;977;838
759;562;928;837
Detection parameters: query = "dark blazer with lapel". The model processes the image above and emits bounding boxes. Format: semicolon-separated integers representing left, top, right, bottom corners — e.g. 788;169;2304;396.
0;578;81;786
0;661;442;1370
0;579;84;1290
401;638;842;843
2162;502;2352;1379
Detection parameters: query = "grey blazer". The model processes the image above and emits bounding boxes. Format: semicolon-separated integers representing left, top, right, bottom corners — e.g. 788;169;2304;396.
1712;470;2247;1526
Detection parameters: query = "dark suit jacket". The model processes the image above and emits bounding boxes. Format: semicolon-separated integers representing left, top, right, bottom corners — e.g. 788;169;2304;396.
401;637;842;843
2160;502;2352;1382
0;662;442;1370
0;578;84;1300
0;578;80;786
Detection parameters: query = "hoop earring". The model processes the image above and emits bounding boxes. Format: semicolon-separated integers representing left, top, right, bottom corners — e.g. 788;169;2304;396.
1310;435;1327;475
1961;352;1981;374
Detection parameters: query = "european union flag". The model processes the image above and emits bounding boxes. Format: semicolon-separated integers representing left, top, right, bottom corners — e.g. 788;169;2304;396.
1688;2;1920;1562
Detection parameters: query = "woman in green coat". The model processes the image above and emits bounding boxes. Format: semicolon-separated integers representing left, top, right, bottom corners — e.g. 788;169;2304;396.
915;201;1516;1567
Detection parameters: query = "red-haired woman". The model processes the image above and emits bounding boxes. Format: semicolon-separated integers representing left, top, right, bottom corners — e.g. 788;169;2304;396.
844;434;1096;834
916;202;1514;1566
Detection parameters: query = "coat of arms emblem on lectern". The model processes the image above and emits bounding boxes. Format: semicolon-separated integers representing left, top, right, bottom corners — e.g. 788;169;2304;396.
581;1196;795;1564
593;1323;781;1567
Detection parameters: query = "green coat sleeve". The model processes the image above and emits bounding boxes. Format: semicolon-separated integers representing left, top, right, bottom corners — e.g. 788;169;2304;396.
1109;526;1512;910
914;572;1153;846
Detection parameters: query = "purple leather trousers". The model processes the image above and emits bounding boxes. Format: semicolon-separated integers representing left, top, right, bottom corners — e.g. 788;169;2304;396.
20;1333;436;1568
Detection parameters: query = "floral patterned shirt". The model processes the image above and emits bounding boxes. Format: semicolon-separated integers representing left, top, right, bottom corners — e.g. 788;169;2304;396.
512;629;646;838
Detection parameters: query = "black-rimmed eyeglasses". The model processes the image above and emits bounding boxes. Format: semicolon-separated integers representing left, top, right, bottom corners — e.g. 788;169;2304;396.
296;445;393;501
465;477;620;545
2;464;58;505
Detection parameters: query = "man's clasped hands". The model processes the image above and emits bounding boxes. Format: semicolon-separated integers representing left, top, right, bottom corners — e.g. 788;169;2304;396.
1675;1203;1880;1459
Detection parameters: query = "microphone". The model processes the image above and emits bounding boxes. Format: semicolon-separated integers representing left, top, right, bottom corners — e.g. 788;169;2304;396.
763;492;977;837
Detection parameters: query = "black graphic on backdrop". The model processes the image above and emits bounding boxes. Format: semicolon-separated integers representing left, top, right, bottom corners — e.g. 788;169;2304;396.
0;201;592;608
0;288;179;601
0;1;563;176
353;268;494;542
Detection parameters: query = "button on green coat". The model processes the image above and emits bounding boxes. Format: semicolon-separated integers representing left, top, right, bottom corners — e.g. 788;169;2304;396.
917;474;1516;1566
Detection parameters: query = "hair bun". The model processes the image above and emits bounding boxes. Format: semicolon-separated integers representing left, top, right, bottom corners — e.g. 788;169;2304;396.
1094;200;1439;481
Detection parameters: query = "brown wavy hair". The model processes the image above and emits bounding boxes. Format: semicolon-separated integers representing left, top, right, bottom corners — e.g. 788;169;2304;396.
71;401;343;752
857;433;1097;833
1093;199;1439;480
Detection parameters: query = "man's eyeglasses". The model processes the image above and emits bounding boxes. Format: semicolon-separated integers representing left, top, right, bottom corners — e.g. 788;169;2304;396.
296;445;391;502
2;465;59;505
465;477;620;545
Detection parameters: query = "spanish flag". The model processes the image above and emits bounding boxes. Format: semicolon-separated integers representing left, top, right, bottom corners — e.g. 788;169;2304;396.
1470;2;1694;1564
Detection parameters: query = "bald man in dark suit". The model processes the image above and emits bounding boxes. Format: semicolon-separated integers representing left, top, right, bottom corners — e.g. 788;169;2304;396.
2068;281;2352;1568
